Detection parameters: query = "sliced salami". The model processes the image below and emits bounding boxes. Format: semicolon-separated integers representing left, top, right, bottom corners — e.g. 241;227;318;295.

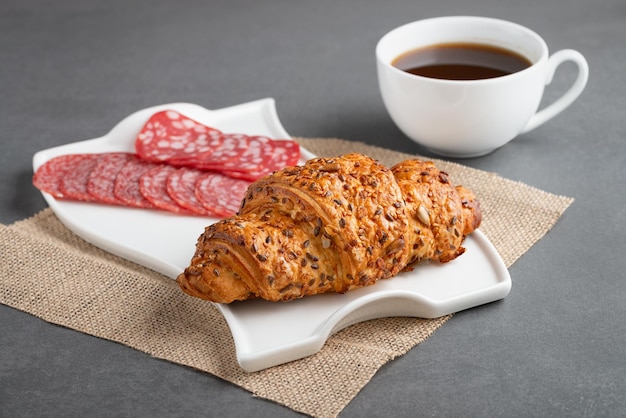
166;167;216;216
195;172;252;217
33;154;95;199
139;165;194;215
58;154;103;202
34;109;303;216
221;138;301;181
113;159;157;208
86;152;137;205
219;135;273;173
177;133;251;171
135;110;223;163
268;139;301;167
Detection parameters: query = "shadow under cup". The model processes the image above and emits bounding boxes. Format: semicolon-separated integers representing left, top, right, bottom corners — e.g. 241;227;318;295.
376;16;586;158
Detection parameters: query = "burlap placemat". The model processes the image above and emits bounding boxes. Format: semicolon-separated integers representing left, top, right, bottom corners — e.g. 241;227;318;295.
0;138;573;418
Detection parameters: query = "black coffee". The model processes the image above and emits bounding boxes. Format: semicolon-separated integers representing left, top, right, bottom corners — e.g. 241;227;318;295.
392;42;532;80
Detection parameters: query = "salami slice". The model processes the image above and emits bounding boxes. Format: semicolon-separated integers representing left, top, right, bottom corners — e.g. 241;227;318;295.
195;172;252;217
58;154;103;202
174;134;250;171
33;154;95;199
166;167;216;216
268;139;301;167
139;165;194;214
86;152;137;205
113;159;157;208
135;110;222;163
218;135;272;173
221;139;301;181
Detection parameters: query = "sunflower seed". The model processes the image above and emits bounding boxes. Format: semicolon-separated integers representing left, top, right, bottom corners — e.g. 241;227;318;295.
417;205;430;226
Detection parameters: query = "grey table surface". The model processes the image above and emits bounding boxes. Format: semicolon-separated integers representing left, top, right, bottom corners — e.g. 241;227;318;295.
1;0;625;417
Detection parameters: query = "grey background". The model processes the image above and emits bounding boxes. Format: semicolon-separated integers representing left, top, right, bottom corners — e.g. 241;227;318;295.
1;0;625;417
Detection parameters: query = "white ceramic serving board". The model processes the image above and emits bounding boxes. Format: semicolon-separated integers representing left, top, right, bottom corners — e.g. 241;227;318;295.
33;98;511;372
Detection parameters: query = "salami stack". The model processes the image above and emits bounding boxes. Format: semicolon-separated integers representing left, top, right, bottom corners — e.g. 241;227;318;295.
32;109;302;218
135;110;300;180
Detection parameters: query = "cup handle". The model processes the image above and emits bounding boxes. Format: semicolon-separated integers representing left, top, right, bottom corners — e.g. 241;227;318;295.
521;49;589;134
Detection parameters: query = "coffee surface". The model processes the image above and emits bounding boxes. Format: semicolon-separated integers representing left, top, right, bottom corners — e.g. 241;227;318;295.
392;43;532;80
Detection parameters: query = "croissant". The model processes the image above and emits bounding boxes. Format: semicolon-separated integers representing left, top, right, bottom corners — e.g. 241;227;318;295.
176;153;482;303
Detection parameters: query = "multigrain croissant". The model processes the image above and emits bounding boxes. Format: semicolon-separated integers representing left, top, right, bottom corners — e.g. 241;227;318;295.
176;153;482;303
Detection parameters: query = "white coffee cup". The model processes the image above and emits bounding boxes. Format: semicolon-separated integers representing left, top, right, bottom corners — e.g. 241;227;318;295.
376;16;589;158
